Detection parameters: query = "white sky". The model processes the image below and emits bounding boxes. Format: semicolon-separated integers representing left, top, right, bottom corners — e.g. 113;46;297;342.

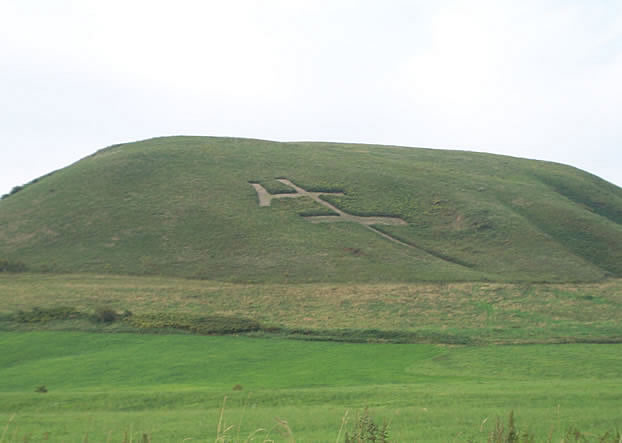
1;0;621;196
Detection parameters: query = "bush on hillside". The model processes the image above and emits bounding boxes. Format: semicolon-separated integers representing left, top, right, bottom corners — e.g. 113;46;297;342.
1;171;57;200
1;185;24;200
94;307;119;323
0;259;27;272
93;308;133;323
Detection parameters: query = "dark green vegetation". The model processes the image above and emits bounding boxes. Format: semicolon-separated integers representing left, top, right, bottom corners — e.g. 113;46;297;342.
0;259;27;273
1;136;621;282
1;332;621;441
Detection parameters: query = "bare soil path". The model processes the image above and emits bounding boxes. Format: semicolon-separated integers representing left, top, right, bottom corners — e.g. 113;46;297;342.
251;179;411;247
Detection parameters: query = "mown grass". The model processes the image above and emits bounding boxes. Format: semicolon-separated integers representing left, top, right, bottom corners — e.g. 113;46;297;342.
0;332;621;441
1;136;621;283
2;274;621;345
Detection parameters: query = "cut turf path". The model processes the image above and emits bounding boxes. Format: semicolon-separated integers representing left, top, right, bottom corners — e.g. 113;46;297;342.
251;178;412;248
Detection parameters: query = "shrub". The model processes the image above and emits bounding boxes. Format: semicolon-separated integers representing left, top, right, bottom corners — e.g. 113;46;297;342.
94;307;119;323
1;172;57;200
0;259;27;273
7;185;24;198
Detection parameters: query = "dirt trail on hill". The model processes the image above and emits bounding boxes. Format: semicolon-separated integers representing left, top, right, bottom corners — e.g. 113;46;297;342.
251;179;411;248
276;179;407;227
250;182;305;207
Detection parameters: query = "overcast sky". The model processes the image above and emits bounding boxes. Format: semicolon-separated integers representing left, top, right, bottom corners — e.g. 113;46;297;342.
1;0;621;196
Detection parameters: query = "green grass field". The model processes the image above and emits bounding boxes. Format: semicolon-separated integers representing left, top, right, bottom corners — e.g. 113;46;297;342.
1;274;621;440
1;332;621;441
2;137;622;441
2;274;621;345
2;136;622;283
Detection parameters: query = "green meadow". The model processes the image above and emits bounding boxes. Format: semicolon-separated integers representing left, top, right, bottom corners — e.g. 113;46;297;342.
1;332;621;442
2;137;622;441
1;274;621;441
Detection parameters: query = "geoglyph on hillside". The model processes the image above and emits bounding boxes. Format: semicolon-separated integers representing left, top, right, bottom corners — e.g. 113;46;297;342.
250;179;411;247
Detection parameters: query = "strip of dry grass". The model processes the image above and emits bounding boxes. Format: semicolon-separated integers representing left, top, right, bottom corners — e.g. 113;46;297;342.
1;274;620;344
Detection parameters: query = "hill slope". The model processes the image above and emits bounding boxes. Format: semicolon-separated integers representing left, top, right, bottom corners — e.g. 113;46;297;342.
1;136;621;283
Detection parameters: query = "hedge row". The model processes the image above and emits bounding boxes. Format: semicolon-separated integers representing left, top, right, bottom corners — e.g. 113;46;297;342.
0;259;27;273
8;307;261;335
126;313;262;334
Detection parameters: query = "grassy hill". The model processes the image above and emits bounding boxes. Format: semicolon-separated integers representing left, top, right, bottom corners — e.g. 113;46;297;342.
1;136;622;283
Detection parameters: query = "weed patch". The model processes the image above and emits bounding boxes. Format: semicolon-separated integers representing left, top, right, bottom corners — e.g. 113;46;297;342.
0;259;27;273
344;408;389;443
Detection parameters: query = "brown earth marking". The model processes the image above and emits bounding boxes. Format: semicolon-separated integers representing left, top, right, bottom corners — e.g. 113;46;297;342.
251;179;411;247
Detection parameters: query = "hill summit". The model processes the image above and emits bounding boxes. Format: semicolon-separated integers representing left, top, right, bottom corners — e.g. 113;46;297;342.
1;136;621;283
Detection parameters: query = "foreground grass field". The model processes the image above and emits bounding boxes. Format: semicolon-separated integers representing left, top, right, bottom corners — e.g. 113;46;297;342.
2;274;621;345
1;331;621;441
2;274;620;440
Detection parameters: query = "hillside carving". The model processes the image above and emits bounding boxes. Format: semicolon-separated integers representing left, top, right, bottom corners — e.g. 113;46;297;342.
250;179;411;247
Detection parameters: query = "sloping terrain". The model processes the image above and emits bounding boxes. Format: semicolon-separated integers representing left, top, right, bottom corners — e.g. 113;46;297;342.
1;136;621;283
